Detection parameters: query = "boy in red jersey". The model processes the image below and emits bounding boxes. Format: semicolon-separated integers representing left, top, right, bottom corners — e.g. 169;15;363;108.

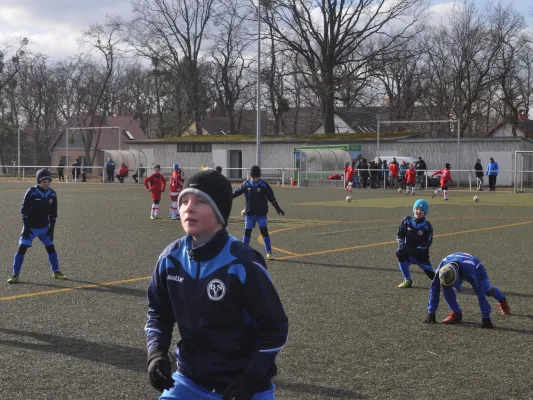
432;163;453;201
144;165;167;219
404;163;417;195
169;163;184;220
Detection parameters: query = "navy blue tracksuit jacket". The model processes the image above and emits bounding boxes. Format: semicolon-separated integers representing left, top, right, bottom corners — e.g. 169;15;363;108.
21;185;58;228
396;216;433;262
145;229;288;392
232;179;279;216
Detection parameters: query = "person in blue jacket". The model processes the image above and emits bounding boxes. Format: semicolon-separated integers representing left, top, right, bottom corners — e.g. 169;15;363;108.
145;170;289;400
8;169;65;283
423;252;510;328
395;199;435;288
486;157;499;191
232;166;285;260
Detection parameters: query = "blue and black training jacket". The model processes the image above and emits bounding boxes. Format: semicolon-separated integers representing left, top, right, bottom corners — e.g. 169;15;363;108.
232;179;279;216
145;229;288;391
20;185;58;228
396;216;433;254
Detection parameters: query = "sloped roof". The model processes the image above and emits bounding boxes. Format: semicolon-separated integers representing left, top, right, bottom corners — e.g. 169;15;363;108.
485;120;533;137
50;116;148;150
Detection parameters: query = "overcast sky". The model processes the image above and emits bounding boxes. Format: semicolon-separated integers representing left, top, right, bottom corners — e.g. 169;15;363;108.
0;0;531;59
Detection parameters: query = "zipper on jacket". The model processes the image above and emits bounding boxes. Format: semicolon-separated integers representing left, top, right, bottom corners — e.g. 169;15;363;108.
192;258;201;378
193;259;201;333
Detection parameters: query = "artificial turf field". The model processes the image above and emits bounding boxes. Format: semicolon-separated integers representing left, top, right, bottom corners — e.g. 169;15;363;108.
1;181;532;400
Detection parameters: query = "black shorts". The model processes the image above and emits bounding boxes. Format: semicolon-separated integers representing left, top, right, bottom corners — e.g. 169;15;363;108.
441;185;448;191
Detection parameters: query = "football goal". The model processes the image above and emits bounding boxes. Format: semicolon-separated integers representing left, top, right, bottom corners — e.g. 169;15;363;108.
514;151;533;193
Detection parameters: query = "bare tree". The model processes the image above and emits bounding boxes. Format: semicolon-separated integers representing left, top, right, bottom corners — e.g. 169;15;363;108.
262;0;428;134
490;4;532;135
78;17;122;163
209;0;255;134
128;0;218;135
419;1;525;136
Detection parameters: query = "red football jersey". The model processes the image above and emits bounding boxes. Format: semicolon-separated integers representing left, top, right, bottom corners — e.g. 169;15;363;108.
169;171;184;193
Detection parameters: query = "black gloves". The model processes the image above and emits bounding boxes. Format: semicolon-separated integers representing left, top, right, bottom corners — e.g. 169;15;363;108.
423;313;436;324
222;371;266;400
22;226;31;240
147;349;174;393
274;204;285;216
395;244;412;262
481;318;494;329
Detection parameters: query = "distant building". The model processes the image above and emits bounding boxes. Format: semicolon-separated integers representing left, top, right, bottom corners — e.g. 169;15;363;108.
49;116;148;166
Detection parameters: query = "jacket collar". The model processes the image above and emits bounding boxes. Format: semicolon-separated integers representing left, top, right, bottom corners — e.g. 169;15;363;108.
186;229;229;261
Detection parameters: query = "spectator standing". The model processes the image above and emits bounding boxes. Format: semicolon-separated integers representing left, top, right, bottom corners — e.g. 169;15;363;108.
388;159;399;188
487;157;499;191
105;157;115;183
57;159;65;182
474;158;484;191
415;156;427;189
399;160;409;189
71;158;81;182
357;158;369;188
81;158;88;182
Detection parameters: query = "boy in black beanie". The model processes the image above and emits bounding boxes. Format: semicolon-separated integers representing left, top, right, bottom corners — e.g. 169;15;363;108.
8;169;65;283
145;170;288;400
233;165;285;260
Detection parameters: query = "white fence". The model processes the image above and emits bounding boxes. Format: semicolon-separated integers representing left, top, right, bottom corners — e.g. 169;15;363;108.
0;165;526;192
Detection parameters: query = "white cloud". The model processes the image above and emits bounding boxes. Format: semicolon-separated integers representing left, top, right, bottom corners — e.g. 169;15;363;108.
0;1;131;59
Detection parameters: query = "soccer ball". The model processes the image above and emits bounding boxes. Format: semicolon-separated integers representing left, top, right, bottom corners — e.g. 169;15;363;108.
241;209;247;216
473;196;480;202
346;196;352;202
398;188;402;193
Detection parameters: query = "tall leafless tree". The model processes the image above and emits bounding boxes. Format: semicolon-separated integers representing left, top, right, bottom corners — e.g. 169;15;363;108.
128;0;218;135
262;0;428;134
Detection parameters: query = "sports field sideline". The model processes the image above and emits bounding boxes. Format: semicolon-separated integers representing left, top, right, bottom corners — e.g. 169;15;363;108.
1;182;532;400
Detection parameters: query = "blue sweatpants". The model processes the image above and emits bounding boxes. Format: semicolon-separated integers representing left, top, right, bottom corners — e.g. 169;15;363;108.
243;215;271;253
443;274;506;319
159;372;275;400
398;255;433;281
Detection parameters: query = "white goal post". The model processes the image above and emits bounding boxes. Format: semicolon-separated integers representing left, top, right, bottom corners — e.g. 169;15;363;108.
514;151;533;193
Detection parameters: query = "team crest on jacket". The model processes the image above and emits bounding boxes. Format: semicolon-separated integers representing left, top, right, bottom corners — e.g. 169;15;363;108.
257;188;261;192
418;230;424;235
207;279;226;301
49;199;53;204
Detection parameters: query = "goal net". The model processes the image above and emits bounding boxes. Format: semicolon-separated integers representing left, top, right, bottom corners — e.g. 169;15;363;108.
514;151;533;193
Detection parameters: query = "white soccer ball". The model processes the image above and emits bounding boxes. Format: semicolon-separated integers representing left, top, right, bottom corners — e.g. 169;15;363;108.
241;209;246;216
473;196;480;202
398;188;402;193
346;196;352;202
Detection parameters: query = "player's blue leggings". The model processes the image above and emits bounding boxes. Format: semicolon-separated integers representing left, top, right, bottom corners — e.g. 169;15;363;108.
159;372;275;400
443;278;506;319
398;256;434;281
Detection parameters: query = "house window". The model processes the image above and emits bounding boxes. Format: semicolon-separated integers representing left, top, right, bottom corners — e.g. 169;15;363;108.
177;143;212;152
177;144;194;152
195;143;211;152
124;130;135;140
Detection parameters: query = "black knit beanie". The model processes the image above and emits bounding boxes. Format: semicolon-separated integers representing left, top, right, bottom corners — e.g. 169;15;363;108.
178;170;233;226
36;169;52;183
250;165;261;178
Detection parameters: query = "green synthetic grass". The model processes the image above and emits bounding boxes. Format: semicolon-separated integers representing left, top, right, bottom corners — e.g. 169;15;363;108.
298;191;533;208
0;183;532;400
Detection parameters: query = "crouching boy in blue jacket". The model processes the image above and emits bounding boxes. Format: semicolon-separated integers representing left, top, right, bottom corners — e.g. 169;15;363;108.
423;252;510;328
145;170;289;400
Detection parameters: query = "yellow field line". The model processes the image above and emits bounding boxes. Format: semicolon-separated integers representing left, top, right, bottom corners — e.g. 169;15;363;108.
4;219;533;302
0;276;151;302
273;220;533;261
